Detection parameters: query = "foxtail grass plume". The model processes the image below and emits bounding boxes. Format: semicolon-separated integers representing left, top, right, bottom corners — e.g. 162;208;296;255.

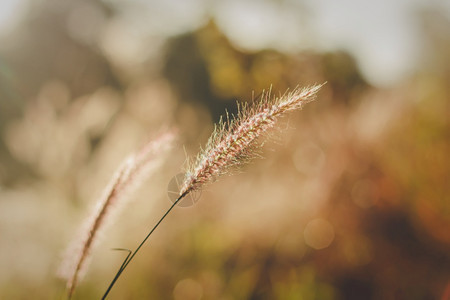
99;84;324;299
60;131;176;298
180;84;325;196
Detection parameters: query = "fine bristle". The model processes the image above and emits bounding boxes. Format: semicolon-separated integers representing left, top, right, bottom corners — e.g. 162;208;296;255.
180;84;325;195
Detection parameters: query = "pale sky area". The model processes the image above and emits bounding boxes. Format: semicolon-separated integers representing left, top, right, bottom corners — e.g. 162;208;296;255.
1;0;449;87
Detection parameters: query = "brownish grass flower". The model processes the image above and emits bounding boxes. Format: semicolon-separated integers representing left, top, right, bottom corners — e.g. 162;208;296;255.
100;84;324;299
60;131;176;298
180;84;324;196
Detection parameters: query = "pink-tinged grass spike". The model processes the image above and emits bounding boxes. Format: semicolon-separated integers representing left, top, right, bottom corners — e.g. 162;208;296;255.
180;84;325;196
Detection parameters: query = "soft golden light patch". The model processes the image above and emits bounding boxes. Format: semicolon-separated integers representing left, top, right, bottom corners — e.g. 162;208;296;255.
304;218;335;250
173;278;203;300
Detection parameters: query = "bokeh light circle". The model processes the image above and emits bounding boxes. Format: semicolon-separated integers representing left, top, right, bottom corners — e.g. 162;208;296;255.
304;218;335;250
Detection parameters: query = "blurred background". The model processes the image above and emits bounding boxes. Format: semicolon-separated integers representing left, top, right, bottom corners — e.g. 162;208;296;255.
0;0;449;299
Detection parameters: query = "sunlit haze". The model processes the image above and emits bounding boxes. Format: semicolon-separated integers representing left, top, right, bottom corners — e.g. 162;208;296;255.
1;0;449;86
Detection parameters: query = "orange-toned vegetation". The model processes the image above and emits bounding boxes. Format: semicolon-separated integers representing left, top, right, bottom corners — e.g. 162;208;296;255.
0;1;448;299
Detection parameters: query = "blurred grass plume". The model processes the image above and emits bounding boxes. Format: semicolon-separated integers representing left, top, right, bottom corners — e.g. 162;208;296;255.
59;131;176;299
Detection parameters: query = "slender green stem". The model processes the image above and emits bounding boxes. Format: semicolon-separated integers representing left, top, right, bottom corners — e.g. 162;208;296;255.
101;192;188;299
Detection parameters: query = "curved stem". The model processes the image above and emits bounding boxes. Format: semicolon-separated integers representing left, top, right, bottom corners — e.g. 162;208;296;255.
101;192;188;299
